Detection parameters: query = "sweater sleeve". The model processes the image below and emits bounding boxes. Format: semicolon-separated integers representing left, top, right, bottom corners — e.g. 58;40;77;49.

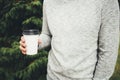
38;2;52;50
93;0;120;80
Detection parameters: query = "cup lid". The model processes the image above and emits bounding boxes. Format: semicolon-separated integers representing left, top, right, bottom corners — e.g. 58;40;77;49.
23;29;39;35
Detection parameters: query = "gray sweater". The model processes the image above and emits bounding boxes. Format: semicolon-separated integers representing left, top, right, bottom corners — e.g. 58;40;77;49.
39;0;120;80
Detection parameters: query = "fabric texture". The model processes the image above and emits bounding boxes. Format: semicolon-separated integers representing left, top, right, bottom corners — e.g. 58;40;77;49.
39;0;120;80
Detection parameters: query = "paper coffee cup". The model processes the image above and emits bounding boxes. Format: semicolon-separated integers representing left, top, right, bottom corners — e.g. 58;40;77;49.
23;29;39;55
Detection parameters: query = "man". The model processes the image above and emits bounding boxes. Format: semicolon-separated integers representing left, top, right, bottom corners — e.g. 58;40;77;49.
20;0;120;80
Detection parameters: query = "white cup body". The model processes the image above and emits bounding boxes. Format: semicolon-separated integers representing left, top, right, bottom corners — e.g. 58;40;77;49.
24;35;39;55
23;29;39;55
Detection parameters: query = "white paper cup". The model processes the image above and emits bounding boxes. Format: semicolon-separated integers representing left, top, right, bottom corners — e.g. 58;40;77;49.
23;29;39;55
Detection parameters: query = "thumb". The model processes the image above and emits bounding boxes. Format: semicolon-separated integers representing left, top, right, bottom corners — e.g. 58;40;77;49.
38;39;42;44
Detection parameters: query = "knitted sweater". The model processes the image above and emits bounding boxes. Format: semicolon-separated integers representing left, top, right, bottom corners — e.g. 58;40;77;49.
39;0;120;80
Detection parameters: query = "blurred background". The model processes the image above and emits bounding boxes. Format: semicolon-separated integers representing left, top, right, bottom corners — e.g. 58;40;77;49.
0;0;120;80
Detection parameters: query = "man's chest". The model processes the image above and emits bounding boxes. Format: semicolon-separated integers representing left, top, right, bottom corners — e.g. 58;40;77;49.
44;0;102;36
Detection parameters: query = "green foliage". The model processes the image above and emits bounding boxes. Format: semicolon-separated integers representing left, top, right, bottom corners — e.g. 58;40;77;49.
0;41;48;80
110;46;120;80
0;0;48;80
22;16;42;30
0;0;43;47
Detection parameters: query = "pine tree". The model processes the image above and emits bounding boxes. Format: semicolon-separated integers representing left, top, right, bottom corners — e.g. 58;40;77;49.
0;0;48;80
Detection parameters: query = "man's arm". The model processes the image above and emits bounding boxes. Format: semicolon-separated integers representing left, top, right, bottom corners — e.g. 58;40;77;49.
39;2;52;50
93;0;119;80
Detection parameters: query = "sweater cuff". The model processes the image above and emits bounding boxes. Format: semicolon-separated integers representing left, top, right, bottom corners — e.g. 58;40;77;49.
38;33;51;50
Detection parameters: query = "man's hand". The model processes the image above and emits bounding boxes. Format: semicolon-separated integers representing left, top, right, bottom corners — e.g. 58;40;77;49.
19;36;42;55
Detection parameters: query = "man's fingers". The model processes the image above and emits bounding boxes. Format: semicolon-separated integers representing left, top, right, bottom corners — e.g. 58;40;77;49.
19;36;26;55
22;51;26;55
19;41;26;48
19;46;26;52
38;39;42;44
21;36;25;42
